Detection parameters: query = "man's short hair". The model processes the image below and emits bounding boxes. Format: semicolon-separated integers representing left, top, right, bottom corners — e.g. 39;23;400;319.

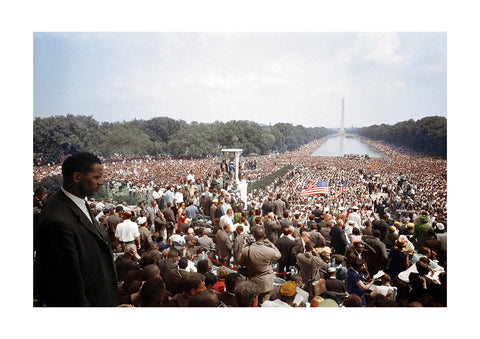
225;273;242;293
182;272;205;294
188;289;219;307
178;256;189;269
252;225;265;241
140;278;165;307
235;281;259;307
139;250;162;268
204;272;217;287
141;264;160;281
62;152;101;180
196;259;210;274
168;249;179;259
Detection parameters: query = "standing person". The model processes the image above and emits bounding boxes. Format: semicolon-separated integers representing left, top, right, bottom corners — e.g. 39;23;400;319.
209;198;219;222
330;219;348;256
387;238;411;279
273;193;286;218
176;201;186;228
347;257;377;306
105;205;123;243
238;226;281;305
216;223;233;265
296;240;327;298
413;214;435;251
232;225;248;267
275;227;296;276
162;202;175;238
146;200;159;228
34;152;118;306
115;210;141;251
137;216;153;255
264;212;282;244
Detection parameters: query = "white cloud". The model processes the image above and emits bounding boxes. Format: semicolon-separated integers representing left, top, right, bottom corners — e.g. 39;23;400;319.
356;32;406;65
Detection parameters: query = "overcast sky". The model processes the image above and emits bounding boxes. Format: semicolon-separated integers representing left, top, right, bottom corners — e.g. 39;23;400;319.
33;32;446;128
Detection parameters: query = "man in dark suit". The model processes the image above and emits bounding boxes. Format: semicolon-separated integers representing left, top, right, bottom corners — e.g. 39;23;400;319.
273;193;286;218
161;202;175;238
275;227;296;275
105;205;123;243
330;220;348;256
216;224;233;265
209;198;218;222
34;152;118;306
325;267;347;293
261;196;274;216
264;212;282;244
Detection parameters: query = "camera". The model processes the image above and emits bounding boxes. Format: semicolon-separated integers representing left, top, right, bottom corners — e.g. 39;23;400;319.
246;234;255;246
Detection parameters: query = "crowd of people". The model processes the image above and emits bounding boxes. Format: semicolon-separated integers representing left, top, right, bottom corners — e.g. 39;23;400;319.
33;137;447;307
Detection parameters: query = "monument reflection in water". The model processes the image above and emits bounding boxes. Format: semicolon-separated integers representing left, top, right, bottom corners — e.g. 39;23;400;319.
311;135;385;158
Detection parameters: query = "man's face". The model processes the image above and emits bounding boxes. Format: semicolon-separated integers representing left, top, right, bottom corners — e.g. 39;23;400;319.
195;281;207;294
77;163;103;197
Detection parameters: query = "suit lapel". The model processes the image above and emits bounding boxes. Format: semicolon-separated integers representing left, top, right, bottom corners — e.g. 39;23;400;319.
58;191;106;240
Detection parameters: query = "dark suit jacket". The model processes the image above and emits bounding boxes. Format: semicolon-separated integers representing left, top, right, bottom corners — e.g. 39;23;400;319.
216;229;232;260
105;213;122;243
34;190;118;306
264;219;282;243
291;238;305;258
329;225;347;256
161;207;175;225
325;277;347;293
275;236;296;271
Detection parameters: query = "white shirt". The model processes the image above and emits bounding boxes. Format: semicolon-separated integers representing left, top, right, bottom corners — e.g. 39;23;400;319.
174;192;184;204
115;219;140;242
152;190;163;200
170;234;186;246
219;214;234;229
61;186;93;223
370;285;395;300
261;299;291;307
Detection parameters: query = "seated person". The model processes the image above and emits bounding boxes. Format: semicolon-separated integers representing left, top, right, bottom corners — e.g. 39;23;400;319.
370;273;395;302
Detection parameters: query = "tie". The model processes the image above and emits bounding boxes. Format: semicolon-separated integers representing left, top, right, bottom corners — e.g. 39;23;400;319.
85;201;103;237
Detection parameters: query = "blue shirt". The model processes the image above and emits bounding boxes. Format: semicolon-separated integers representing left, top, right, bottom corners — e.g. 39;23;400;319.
347;268;366;306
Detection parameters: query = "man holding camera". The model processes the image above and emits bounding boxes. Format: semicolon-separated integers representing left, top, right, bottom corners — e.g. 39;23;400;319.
238;226;281;305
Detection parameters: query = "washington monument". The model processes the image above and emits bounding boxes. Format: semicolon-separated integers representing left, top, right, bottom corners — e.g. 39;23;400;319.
338;98;346;136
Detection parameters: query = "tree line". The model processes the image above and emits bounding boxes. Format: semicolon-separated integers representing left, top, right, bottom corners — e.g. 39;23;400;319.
33;115;329;164
354;116;447;158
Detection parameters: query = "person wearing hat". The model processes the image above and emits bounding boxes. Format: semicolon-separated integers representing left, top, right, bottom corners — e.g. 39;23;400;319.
261;281;297;307
325;266;347;294
386;225;399;249
347;206;361;231
137;216;153;255
387;237;410;279
344;219;357;241
413;214;435;250
314;298;338;307
399;222;415;237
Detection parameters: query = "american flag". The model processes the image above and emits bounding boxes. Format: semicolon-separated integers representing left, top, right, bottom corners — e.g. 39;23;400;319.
301;181;329;196
331;179;348;199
